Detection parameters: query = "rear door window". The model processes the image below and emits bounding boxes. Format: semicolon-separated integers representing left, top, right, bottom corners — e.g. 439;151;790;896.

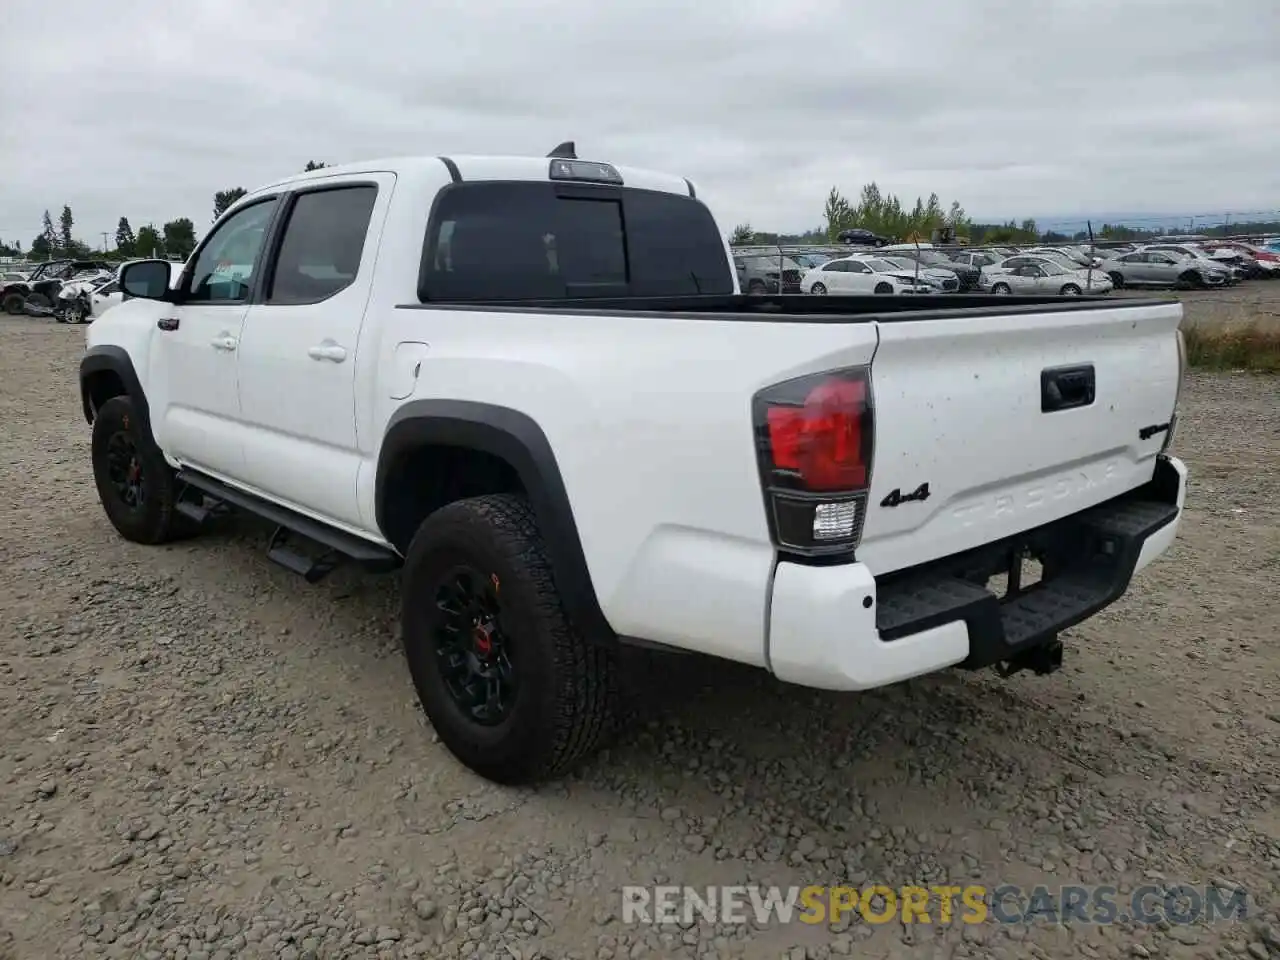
420;181;733;301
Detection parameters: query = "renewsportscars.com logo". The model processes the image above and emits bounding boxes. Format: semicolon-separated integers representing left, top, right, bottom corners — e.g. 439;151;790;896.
622;883;1249;927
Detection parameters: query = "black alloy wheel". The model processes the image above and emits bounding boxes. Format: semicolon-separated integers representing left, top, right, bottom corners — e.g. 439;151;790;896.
105;429;146;510
430;565;517;725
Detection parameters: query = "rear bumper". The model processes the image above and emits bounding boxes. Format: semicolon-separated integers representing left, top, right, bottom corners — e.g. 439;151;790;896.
767;455;1187;691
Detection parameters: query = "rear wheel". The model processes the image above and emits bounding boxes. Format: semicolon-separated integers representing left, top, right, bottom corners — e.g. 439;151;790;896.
1059;284;1081;296
747;280;766;296
1178;271;1203;290
809;282;827;295
874;282;893;295
401;494;618;784
90;396;189;545
991;282;1012;295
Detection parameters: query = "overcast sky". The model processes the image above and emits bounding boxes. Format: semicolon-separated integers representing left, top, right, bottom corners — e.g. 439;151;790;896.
2;0;1278;249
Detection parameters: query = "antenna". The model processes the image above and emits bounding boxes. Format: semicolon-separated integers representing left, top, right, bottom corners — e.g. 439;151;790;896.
546;141;577;159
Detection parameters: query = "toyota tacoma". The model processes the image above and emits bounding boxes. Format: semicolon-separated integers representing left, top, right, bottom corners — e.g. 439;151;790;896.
78;146;1189;784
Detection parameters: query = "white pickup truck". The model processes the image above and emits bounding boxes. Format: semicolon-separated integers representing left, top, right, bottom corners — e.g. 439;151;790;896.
79;146;1189;784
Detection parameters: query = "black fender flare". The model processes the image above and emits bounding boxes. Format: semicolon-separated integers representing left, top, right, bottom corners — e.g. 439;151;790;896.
375;400;613;643
79;345;150;432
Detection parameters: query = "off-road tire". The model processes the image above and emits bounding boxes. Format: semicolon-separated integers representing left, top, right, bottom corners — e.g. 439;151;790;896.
401;493;617;784
90;395;189;545
2;293;24;315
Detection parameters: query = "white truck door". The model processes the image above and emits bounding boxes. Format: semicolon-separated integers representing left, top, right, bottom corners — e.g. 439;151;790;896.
148;196;280;479
234;174;394;529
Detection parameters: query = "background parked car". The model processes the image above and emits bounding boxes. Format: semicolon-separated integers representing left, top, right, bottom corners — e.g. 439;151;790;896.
882;247;980;289
54;273;122;324
1143;245;1243;284
981;259;1111;296
835;227;891;247
734;255;805;294
981;254;1112;293
877;255;960;291
1;258;113;315
1099;249;1230;289
802;256;934;295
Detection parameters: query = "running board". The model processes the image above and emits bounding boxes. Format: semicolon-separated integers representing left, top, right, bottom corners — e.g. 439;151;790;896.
174;469;401;581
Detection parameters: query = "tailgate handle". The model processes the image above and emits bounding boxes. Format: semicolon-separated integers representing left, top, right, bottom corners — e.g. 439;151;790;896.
1041;364;1095;412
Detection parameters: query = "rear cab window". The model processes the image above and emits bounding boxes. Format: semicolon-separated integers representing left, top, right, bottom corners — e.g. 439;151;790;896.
419;182;734;301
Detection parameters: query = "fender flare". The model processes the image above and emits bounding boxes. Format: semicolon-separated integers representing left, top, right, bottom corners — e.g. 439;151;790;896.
79;345;149;431
375;400;613;643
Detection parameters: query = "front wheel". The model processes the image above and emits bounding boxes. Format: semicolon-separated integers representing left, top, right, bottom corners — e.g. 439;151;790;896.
991;283;1012;295
90;396;189;545
2;293;25;315
873;282;893;295
809;282;827;295
747;280;766;296
401;494;618;785
1108;272;1124;289
1059;284;1081;296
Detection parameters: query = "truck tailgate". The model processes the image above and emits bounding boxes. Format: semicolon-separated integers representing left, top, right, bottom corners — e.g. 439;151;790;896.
858;301;1182;576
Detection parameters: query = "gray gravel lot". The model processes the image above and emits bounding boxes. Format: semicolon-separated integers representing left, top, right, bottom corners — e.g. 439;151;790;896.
1;315;1278;960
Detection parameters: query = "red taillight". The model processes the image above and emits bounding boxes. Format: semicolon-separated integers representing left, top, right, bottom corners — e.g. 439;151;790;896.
754;367;875;558
766;378;867;491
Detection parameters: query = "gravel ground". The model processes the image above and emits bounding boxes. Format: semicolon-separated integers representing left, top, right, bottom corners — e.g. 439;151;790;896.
1114;280;1280;331
1;315;1278;960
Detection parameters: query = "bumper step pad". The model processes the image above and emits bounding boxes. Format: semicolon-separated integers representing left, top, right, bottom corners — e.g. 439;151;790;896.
874;476;1179;670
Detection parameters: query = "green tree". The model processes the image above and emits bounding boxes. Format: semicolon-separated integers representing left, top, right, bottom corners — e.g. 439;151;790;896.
135;224;162;258
30;234;52;258
823;187;854;238
303;160;327;171
162;218;197;260
730;223;754;244
59;205;74;250
41;210;58;253
213;187;248;220
115;217;136;258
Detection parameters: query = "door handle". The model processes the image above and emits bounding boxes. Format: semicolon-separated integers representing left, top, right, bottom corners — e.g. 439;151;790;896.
307;341;347;363
210;334;238;352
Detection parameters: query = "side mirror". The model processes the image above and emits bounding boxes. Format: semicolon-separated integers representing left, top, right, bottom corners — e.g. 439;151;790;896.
119;260;173;301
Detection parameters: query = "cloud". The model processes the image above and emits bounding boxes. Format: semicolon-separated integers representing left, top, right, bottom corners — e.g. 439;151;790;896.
1;0;1277;248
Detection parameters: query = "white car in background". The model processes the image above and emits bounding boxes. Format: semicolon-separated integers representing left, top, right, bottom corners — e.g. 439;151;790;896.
804;256;935;295
56;261;185;323
55;273;121;323
981;257;1113;296
876;255;961;292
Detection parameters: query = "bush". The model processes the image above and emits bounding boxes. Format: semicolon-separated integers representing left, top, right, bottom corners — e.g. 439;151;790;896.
1183;322;1280;373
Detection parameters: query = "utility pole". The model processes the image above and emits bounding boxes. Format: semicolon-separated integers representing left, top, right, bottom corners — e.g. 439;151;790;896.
100;231;110;253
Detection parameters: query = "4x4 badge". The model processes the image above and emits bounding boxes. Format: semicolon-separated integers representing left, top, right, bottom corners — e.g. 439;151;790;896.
880;483;931;508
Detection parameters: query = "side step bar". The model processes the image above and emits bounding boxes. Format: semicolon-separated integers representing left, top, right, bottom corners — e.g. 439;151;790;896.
175;469;401;582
